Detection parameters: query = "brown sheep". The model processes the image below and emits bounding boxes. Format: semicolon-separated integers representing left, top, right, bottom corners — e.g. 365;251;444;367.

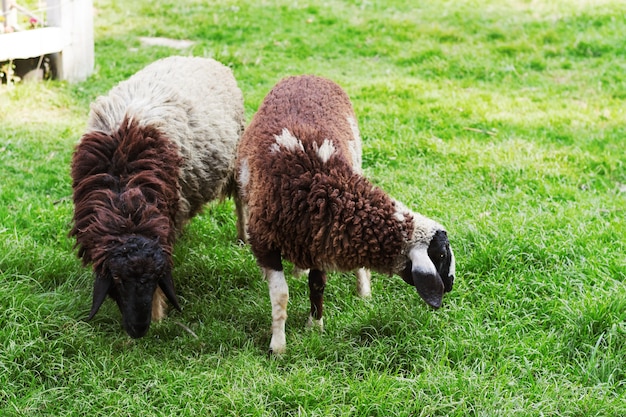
236;75;455;354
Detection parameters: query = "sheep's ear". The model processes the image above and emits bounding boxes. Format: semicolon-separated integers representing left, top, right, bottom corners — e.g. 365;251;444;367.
409;247;444;308
158;270;181;312
88;273;112;320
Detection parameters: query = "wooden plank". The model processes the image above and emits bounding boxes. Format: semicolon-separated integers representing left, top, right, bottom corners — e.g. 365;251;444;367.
0;27;66;61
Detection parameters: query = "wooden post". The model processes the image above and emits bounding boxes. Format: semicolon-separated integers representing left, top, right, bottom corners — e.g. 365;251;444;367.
48;0;94;82
1;0;9;33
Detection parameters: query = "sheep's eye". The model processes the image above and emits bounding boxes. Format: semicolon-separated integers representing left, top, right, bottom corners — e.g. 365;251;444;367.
440;253;445;259
113;275;122;285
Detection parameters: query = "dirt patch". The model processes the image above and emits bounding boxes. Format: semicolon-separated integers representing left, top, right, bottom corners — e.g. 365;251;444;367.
139;37;195;50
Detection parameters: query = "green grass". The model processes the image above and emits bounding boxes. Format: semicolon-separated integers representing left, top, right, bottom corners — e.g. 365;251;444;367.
1;0;626;415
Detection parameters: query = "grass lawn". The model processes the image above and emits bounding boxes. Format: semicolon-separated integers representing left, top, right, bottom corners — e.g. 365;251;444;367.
1;0;625;415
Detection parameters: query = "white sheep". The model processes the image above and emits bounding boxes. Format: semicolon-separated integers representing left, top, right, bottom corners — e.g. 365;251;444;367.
236;75;456;354
71;56;245;338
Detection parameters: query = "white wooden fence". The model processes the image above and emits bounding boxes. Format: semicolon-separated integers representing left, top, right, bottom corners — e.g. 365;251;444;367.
0;0;94;82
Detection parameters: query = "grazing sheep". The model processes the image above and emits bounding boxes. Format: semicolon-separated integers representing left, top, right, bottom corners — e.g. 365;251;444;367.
236;75;455;354
70;56;245;338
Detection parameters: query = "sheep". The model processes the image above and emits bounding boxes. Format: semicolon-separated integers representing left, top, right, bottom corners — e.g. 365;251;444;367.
236;75;455;354
70;56;245;338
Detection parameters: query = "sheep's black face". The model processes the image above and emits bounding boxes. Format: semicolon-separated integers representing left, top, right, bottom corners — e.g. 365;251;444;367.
400;230;455;309
428;230;455;293
88;236;181;338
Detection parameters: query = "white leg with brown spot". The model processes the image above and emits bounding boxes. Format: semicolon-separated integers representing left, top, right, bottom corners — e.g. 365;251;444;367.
264;267;289;355
356;268;372;298
151;287;167;321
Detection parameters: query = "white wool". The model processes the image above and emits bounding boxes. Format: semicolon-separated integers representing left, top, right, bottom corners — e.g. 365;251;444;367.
313;139;337;163
346;116;363;172
238;158;250;197
273;128;304;153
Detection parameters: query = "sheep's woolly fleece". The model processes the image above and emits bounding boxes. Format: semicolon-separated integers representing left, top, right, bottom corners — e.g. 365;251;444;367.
86;56;245;234
70;56;245;335
238;75;426;274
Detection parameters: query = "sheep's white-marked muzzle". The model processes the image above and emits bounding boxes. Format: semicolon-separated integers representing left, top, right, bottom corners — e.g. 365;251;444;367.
407;246;445;308
400;230;455;309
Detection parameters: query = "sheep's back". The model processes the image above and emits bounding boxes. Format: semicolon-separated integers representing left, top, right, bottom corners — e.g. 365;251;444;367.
238;75;362;176
239;75;381;269
88;56;245;228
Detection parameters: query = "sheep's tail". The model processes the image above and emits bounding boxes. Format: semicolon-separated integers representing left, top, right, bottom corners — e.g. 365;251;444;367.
221;171;238;201
223;169;248;243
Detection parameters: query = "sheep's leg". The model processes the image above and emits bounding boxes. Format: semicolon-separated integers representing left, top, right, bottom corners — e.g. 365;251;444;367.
355;268;372;297
259;249;288;355
292;266;309;277
307;269;326;331
265;268;289;354
152;287;167;321
234;196;248;244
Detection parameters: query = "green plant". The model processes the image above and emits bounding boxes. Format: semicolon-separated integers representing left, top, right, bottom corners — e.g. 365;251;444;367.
0;61;20;85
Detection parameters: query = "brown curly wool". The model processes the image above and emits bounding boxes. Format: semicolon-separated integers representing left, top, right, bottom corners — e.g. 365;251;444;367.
245;140;414;273
240;76;405;269
71;119;180;274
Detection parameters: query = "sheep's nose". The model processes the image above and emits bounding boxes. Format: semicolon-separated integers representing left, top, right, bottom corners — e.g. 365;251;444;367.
125;321;150;338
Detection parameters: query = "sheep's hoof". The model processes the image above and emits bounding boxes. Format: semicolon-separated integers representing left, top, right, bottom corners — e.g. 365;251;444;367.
292;267;310;278
269;336;287;356
356;268;372;298
357;288;372;298
306;315;324;332
268;346;286;357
